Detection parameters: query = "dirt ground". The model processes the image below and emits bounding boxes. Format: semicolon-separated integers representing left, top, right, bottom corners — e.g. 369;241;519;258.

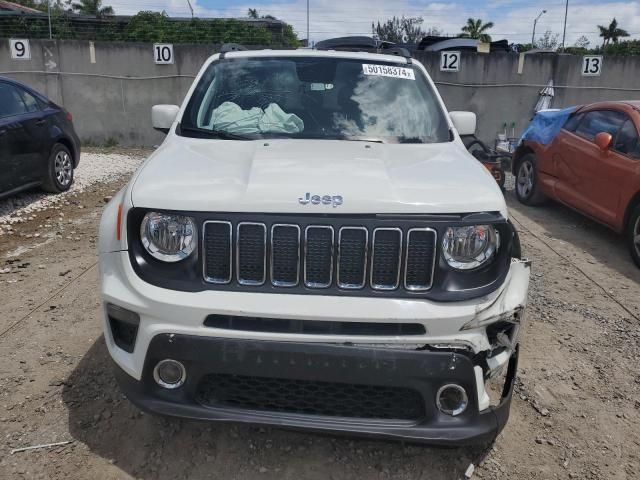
0;156;639;480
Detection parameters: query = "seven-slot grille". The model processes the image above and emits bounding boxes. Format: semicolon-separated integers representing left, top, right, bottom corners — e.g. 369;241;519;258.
203;221;437;293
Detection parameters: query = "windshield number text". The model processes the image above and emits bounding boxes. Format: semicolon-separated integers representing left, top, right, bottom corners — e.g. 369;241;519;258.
362;64;415;80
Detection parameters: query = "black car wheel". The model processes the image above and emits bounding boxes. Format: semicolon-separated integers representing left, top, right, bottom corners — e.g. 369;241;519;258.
42;144;74;193
628;205;640;268
515;153;546;205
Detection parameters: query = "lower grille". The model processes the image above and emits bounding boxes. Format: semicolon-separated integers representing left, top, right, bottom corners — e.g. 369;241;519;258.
196;373;425;420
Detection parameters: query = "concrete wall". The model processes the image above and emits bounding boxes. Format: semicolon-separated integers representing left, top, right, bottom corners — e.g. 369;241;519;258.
0;40;207;146
413;52;640;144
1;39;640;146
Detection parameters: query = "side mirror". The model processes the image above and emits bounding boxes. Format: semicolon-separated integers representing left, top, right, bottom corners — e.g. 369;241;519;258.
594;131;613;151
152;104;180;134
449;111;477;136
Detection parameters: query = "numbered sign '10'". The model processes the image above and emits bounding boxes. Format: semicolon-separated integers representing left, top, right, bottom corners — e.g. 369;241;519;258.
154;44;174;65
582;56;602;76
10;39;31;60
440;51;460;72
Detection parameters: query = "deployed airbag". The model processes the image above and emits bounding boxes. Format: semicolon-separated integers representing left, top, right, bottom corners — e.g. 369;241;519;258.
208;102;304;134
519;106;576;145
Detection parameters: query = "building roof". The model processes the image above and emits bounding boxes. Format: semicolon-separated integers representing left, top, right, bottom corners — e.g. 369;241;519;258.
0;0;42;14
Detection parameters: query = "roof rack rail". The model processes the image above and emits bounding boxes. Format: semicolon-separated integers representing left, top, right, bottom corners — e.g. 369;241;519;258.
219;43;248;59
314;36;412;62
384;47;412;63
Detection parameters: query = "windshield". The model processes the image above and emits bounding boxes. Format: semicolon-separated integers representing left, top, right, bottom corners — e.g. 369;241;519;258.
179;56;450;143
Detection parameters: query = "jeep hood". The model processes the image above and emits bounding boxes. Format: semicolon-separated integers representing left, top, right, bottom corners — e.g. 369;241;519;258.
130;136;507;216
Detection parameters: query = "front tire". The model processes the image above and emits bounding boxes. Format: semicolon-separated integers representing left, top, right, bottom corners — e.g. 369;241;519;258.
42;144;74;193
627;205;640;268
515;153;546;205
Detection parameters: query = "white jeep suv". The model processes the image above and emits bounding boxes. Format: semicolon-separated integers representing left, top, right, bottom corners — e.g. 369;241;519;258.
99;44;530;446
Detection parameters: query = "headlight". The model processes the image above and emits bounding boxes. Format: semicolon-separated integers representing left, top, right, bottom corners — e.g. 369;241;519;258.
140;212;197;262
442;225;499;270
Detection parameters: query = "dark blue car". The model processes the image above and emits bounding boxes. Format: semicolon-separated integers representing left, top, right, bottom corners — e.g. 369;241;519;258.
0;77;80;199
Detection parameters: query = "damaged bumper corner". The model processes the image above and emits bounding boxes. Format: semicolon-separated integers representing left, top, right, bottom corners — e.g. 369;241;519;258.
463;258;531;331
467;259;530;414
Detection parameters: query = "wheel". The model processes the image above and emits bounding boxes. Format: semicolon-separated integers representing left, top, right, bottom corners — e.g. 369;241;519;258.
42;144;74;193
515;153;546;205
627;205;640;268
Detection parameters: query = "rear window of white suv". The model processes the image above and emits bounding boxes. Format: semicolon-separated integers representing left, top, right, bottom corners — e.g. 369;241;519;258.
179;56;450;144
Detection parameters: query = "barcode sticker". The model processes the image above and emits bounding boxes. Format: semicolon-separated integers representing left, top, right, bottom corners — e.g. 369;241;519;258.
362;64;415;80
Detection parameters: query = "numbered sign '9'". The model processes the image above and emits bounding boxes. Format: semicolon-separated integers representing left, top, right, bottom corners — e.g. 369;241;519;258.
10;39;31;60
154;44;174;65
440;51;460;72
582;56;602;76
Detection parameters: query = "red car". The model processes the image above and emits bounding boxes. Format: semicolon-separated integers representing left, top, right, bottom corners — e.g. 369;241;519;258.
513;101;640;267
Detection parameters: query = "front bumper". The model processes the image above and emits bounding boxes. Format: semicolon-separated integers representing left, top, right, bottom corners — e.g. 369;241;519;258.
115;334;518;446
100;250;530;381
100;247;529;444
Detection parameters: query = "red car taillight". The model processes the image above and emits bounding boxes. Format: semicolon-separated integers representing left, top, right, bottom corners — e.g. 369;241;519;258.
65;111;73;122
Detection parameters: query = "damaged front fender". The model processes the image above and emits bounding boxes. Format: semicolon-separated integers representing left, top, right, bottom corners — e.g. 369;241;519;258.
461;258;531;331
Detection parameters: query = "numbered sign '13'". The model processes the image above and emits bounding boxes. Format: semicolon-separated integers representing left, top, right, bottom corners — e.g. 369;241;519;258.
582;56;602;76
154;44;174;65
440;51;460;72
10;39;31;60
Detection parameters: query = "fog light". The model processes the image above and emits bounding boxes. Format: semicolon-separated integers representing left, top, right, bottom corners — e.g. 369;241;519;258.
436;384;468;416
153;359;186;389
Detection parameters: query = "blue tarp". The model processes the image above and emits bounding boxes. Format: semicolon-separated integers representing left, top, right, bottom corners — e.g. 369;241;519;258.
519;106;577;145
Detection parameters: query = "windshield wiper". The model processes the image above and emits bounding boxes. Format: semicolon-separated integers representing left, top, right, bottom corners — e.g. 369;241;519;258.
179;125;255;140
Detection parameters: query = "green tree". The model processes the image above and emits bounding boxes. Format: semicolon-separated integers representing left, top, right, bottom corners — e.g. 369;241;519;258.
124;11;170;42
460;18;494;42
574;35;590;49
600;39;640;55
71;0;114;18
536;30;559;50
10;0;67;13
372;16;428;43
8;0;46;11
246;9;277;20
598;18;629;47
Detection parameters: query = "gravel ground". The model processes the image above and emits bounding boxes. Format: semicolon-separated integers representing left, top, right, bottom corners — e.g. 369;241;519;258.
0;155;639;479
0;151;146;235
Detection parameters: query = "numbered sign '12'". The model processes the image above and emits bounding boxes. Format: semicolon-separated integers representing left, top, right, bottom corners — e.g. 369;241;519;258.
440;51;460;72
10;39;31;60
582;56;602;76
154;44;174;65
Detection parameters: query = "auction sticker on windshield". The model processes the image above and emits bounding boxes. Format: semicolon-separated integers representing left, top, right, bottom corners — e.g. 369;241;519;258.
362;64;415;80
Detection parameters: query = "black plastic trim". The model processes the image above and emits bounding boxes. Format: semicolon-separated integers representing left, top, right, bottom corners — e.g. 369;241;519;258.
106;304;140;354
203;314;426;335
113;334;518;446
127;208;518;302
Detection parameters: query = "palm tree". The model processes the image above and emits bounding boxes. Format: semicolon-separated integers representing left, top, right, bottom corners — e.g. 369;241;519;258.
598;18;629;47
460;18;494;43
247;8;259;19
71;0;114;17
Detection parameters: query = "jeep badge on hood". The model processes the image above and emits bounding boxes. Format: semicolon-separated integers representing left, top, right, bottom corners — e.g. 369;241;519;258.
298;192;343;208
